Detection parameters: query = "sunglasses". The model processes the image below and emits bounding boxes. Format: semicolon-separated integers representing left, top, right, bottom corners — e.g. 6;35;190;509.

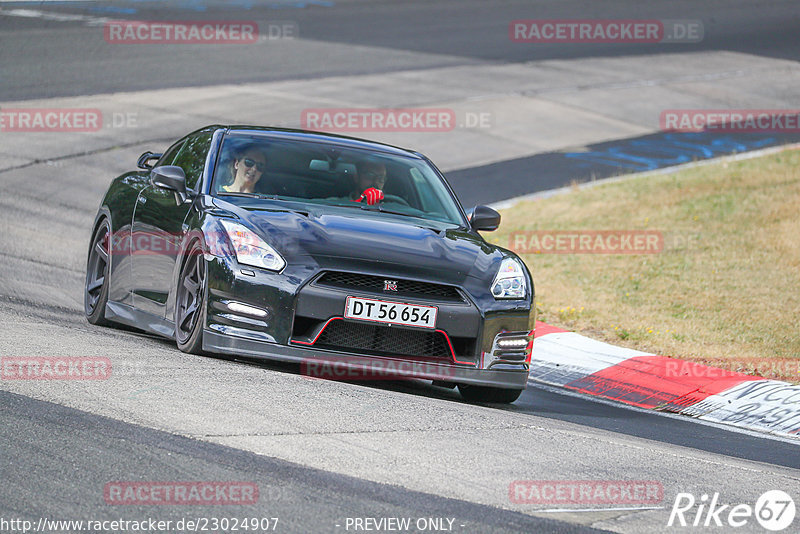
242;158;266;172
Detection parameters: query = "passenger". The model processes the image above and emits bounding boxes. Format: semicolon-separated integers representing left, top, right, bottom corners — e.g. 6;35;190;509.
221;145;268;194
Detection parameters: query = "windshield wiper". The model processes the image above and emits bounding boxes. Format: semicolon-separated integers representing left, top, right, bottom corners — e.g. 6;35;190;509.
357;203;418;218
217;192;279;200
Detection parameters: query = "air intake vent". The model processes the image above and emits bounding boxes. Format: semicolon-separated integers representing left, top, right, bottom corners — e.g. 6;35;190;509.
315;319;453;360
316;271;463;301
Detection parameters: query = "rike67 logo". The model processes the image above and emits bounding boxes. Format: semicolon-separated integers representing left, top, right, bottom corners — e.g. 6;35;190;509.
668;490;795;531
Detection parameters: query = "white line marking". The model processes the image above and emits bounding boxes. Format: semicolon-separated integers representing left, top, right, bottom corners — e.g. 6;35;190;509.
0;8;111;26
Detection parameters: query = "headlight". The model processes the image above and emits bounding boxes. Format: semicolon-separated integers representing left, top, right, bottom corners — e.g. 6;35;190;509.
219;220;285;272
491;257;526;299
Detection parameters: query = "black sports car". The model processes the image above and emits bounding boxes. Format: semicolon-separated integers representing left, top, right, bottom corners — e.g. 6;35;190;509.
85;126;535;402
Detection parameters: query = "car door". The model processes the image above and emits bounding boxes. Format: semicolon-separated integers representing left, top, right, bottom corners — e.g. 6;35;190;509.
130;131;214;319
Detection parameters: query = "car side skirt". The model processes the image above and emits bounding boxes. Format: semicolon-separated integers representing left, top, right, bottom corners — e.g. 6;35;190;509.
105;300;174;338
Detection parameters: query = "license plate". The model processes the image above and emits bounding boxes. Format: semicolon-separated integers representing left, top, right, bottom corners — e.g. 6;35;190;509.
344;297;437;329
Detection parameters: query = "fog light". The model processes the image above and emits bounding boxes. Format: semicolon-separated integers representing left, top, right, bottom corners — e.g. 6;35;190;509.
226;302;269;318
497;337;528;349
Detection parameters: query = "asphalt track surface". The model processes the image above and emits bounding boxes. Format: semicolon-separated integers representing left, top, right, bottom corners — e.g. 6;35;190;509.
1;390;592;534
1;1;800;533
1;0;799;100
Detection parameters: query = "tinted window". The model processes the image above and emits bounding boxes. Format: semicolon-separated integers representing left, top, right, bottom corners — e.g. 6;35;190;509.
156;139;186;168
171;132;214;190
212;134;465;226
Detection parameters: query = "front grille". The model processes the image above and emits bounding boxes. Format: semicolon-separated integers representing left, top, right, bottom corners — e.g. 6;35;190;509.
315;271;463;301
314;319;453;360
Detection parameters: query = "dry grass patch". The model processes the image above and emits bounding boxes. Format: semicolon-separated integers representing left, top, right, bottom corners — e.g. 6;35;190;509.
488;148;800;382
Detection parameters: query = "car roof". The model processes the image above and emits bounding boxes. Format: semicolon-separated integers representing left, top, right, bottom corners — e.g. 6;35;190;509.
221;125;424;159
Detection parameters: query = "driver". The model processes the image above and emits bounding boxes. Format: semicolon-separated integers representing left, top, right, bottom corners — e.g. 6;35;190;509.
351;160;386;205
221;145;268;194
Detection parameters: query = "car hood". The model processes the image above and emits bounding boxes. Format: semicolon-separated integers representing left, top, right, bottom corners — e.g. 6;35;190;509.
213;200;505;286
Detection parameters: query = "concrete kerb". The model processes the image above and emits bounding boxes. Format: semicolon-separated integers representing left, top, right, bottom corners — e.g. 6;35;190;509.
529;323;800;440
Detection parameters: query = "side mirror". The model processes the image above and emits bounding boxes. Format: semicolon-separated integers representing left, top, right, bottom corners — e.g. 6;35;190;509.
469;205;501;231
137;151;162;170
151;165;187;196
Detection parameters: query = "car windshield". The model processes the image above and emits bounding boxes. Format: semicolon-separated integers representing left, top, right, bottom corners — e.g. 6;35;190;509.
211;133;466;226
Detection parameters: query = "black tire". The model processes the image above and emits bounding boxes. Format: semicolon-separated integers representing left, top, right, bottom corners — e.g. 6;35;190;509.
458;384;523;404
175;241;206;354
85;219;112;326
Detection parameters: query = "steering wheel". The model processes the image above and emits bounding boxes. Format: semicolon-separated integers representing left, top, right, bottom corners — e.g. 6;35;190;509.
382;194;410;206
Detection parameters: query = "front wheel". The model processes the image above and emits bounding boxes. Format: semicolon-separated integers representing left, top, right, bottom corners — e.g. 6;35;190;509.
175;242;206;354
458;384;523;404
85;219;112;326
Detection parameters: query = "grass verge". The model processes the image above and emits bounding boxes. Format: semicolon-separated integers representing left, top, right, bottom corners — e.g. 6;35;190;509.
488;148;800;382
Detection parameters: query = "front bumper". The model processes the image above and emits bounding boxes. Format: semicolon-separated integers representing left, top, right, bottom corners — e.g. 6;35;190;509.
203;329;530;389
202;255;533;388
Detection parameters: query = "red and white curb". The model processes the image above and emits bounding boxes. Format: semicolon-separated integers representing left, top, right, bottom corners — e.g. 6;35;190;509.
529;322;800;439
